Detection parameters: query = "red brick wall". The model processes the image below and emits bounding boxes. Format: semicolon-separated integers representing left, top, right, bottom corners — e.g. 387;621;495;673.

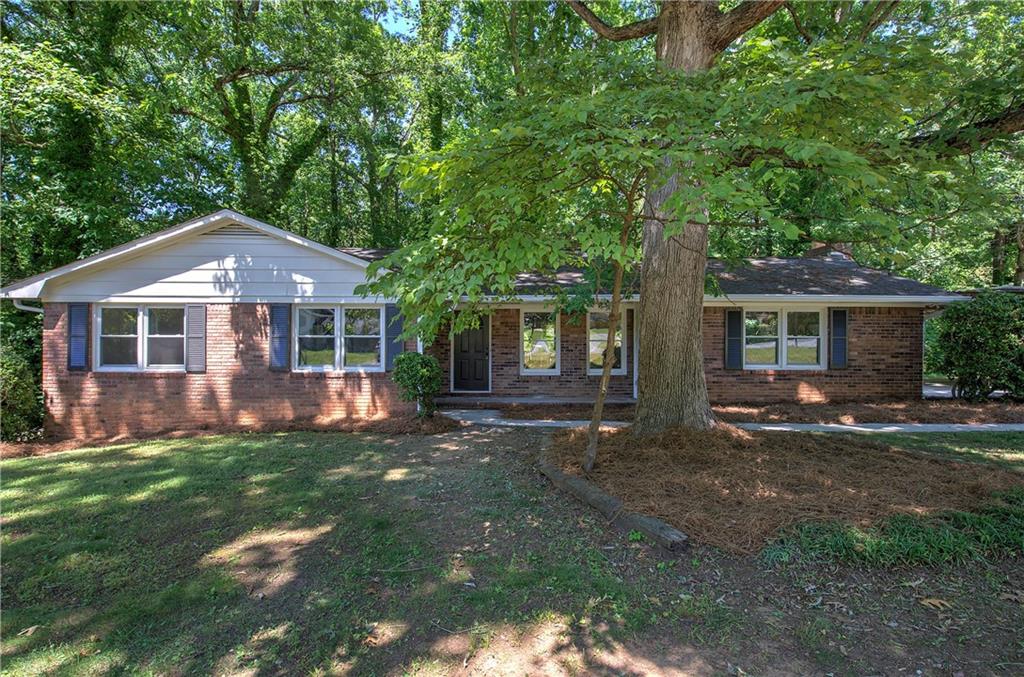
431;308;636;399
43;303;414;439
703;306;923;403
429;306;923;403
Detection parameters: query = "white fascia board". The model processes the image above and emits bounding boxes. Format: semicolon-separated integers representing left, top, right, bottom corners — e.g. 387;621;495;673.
477;293;967;306
43;295;397;305
0;209;371;300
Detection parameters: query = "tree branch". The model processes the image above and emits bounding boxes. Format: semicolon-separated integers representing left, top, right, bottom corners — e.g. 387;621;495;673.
565;1;659;41
909;105;1024;154
715;0;786;50
783;2;813;44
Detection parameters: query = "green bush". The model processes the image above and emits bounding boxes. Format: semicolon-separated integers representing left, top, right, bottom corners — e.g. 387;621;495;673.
1;349;43;440
391;352;443;417
931;291;1024;400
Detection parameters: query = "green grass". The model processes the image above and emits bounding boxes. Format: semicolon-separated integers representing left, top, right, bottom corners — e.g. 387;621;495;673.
779;487;1024;567
766;433;1024;567
874;431;1024;472
0;432;711;675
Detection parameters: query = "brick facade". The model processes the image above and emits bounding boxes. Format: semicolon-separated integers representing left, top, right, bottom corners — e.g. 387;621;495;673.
702;306;923;403
43;303;414;439
43;302;923;438
431;309;636;399
430;306;923;403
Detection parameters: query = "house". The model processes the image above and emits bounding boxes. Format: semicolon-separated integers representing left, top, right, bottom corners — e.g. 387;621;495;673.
1;210;964;439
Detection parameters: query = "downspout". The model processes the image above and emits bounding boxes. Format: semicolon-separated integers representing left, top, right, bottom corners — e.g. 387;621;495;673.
13;300;44;314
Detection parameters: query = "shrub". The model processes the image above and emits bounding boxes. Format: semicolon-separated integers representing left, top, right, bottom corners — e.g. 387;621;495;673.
932;291;1024;401
1;349;43;440
391;352;443;417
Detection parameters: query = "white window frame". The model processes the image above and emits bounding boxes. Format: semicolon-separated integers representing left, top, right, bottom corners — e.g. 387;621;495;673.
291;304;385;373
519;308;560;376
587;309;626;376
93;304;187;372
742;306;827;370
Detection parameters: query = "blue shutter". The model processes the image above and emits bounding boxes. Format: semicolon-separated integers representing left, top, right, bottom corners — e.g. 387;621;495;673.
269;304;291;370
68;303;89;371
185;305;206;373
385;304;404;370
830;308;848;369
724;309;743;370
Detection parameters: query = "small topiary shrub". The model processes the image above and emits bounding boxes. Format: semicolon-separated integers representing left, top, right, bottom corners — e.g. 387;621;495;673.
391;352;443;417
932;291;1024;401
1;349;43;440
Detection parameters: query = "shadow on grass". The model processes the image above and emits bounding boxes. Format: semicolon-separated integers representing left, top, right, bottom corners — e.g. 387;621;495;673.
0;429;714;675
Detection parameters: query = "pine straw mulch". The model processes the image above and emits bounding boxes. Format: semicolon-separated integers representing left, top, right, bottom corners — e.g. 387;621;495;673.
0;414;464;460
501;400;1024;424
548;424;1024;554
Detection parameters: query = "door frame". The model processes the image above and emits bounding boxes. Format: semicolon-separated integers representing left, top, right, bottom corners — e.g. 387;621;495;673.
449;315;492;394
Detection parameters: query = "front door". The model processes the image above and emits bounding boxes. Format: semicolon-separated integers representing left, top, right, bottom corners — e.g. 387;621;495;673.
453;322;489;391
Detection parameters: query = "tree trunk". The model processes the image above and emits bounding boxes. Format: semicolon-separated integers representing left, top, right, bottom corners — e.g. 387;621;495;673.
1015;221;1024;286
633;2;720;435
991;228;1008;285
584;209;632;472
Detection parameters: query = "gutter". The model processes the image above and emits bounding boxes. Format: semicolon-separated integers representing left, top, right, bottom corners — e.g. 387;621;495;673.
13;300;44;314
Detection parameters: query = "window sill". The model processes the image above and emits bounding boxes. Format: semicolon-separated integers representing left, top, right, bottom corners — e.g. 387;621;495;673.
742;365;827;372
94;367;186;374
520;369;560;377
587;370;627;377
291;368;386;375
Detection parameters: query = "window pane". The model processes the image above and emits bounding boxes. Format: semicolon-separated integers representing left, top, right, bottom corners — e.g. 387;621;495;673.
344;337;381;367
787;312;820;337
522;312;557;370
344;308;380;336
101;337;137;365
787;337;820;365
298;308;335;336
101;308;137;335
744;311;778;337
589;340;622;371
148;308;184;336
745;337;778;365
298;337;335;366
147;337;185;365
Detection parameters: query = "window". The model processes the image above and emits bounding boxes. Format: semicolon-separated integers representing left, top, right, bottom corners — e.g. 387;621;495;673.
587;311;625;375
297;307;336;368
344;308;381;368
743;308;825;369
99;308;139;367
744;311;779;367
147;308;185;366
520;311;559;374
786;311;821;366
293;306;384;371
96;305;186;370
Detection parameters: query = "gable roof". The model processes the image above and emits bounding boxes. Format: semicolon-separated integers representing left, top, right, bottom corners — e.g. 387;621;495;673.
2;210;961;304
0;210;372;299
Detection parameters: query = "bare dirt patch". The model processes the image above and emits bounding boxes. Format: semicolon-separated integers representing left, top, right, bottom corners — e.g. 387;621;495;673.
0;414;463;459
548;425;1023;554
500;400;1024;424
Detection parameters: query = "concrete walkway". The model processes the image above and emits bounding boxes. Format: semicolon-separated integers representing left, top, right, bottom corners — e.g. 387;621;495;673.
443;409;1024;434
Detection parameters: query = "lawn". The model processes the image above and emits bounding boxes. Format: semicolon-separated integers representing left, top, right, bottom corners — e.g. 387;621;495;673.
2;429;1023;674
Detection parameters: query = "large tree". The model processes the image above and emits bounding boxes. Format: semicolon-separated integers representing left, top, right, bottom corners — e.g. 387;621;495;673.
562;0;1024;434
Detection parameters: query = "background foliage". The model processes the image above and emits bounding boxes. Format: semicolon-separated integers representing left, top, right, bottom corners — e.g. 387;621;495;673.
929;292;1024;400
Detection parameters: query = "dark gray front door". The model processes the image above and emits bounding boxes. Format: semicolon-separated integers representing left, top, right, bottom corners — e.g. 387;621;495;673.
453;323;489;391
